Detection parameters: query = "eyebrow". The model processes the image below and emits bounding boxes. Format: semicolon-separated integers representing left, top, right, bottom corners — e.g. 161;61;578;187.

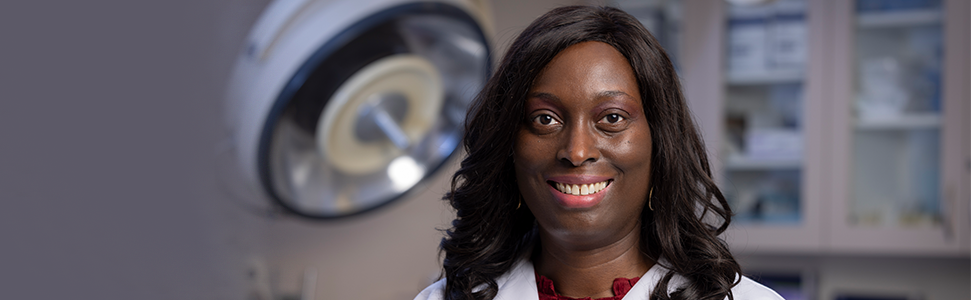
527;90;633;102
595;90;633;100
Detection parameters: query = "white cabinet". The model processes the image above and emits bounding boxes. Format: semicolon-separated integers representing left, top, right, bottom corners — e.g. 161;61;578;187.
681;0;969;256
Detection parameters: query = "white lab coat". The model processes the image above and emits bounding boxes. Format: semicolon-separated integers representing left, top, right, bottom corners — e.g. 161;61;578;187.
415;258;785;300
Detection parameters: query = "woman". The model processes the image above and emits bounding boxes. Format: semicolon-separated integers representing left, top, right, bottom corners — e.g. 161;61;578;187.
416;6;783;300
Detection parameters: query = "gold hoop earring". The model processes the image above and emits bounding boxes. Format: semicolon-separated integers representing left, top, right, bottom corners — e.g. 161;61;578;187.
648;187;654;211
516;196;522;210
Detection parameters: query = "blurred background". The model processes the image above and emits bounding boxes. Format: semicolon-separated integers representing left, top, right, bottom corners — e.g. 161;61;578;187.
0;0;967;299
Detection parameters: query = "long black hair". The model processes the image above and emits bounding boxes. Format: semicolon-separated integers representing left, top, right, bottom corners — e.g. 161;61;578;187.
440;6;739;300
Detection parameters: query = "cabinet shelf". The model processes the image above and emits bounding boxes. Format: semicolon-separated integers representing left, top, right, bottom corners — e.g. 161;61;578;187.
855;113;941;130
857;9;941;28
725;155;802;170
727;71;804;85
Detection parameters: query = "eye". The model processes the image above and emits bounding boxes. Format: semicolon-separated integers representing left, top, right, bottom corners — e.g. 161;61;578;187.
533;114;560;126
600;113;624;124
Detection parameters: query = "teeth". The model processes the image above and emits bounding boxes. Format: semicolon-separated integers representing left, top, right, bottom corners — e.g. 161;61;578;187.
553;180;610;195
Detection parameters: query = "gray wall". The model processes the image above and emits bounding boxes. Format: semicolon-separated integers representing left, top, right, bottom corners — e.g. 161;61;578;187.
1;0;269;299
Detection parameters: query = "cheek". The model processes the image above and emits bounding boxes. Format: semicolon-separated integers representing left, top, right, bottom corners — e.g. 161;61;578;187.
611;125;653;181
611;135;653;214
513;130;545;185
635;123;653;164
513;131;530;170
615;129;651;160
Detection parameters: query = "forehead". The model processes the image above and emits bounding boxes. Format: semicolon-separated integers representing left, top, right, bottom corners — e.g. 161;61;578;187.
530;41;640;99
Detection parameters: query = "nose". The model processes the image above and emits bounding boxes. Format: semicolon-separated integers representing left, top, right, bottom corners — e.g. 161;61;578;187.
557;124;600;167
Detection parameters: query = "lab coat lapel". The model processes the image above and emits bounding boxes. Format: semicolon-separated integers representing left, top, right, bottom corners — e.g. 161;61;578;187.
621;262;666;300
493;259;539;300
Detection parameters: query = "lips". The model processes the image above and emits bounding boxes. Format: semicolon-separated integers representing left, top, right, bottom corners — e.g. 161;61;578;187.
545;175;613;208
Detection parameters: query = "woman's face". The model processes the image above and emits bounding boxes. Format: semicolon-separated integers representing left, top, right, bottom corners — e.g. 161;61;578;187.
514;41;653;248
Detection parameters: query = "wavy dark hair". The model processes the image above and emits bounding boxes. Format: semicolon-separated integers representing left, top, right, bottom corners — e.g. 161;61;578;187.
440;5;739;300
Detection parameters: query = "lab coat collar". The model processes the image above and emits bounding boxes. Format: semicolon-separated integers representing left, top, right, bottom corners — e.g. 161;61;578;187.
492;258;678;300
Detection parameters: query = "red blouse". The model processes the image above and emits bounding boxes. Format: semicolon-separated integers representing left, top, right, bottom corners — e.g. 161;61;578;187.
535;273;641;300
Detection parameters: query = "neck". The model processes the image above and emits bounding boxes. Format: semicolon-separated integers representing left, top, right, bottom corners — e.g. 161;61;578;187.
534;223;654;299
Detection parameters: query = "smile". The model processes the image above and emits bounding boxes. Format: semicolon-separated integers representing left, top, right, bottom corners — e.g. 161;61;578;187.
550;180;611;196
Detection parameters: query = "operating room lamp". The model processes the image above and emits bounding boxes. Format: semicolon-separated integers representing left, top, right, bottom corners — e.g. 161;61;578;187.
225;0;491;219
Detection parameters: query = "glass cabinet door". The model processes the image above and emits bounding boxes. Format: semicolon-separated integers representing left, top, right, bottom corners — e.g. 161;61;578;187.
718;0;826;253
722;0;806;226
851;0;943;230
829;0;968;254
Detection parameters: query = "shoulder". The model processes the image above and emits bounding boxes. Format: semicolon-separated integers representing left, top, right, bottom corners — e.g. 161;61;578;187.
414;278;446;300
729;276;786;300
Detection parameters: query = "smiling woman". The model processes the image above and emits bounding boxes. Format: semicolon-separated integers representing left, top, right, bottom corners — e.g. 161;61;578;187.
515;42;654;267
416;5;784;300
